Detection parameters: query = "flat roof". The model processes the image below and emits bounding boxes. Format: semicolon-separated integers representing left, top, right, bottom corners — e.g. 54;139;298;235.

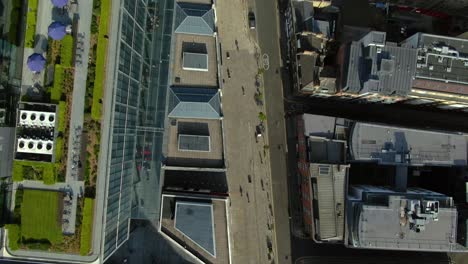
297;52;317;89
172;34;217;86
166;118;224;168
0;127;15;177
310;164;348;240
308;137;345;164
349;122;467;166
177;0;212;4
163;169;228;193
160;194;230;264
356;195;457;251
412;79;468;96
303;114;337;139
415;34;468;85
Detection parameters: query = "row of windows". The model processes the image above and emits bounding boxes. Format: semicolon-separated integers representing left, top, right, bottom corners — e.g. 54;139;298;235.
104;0;167;258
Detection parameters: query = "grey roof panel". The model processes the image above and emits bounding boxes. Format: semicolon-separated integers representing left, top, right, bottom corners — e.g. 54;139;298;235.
183;52;208;70
168;87;221;119
175;3;215;36
0;128;15;178
344;31;418;96
178;134;210;151
175;201;216;256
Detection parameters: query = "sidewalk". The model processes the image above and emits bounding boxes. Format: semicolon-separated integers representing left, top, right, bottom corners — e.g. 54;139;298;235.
216;0;279;263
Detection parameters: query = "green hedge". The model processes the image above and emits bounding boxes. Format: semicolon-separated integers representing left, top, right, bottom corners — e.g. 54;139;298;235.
55;137;63;163
57;101;66;133
80;198;94;255
25;0;39;48
12;160;57;184
6;224;20;250
51;65;64;102
60;35;74;67
91;0;111;120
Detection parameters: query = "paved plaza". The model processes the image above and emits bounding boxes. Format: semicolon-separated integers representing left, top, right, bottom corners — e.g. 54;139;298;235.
216;0;284;263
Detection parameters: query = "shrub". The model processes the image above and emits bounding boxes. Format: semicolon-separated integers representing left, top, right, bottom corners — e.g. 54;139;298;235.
91;15;99;34
42;164;56;185
24;240;51;250
80;198;94;255
55;137;63;162
25;0;39;48
12;161;24;182
60;35;74;67
259;112;267;121
12;161;57;185
51;65;64;102
6;224;21;250
13;189;23;224
57;101;66;133
93;0;102;14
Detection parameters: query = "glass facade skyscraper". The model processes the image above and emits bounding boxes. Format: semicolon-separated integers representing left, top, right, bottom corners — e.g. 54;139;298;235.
103;0;174;260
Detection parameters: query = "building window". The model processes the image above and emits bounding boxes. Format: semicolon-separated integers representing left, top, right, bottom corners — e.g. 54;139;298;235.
318;165;330;176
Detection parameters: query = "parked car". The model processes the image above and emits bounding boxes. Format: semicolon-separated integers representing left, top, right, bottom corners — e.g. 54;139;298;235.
249;12;256;29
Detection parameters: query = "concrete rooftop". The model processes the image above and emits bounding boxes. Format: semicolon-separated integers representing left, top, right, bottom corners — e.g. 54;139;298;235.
160;194;230;264
166;118;224;168
349;122;467;166
172;34;217;87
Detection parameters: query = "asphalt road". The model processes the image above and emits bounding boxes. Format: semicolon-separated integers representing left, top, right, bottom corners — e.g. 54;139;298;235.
286;96;468;133
253;0;292;262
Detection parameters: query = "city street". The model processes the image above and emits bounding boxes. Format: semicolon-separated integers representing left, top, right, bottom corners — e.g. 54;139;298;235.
216;0;281;263
250;0;293;262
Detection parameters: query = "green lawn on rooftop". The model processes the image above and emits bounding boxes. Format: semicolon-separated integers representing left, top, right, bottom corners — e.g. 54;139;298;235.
20;190;63;245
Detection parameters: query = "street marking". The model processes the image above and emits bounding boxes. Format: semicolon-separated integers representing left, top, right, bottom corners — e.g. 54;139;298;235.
263;53;270;70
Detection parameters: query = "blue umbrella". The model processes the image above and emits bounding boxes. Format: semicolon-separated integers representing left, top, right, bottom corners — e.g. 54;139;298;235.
27;53;46;72
48;21;67;40
51;0;68;8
